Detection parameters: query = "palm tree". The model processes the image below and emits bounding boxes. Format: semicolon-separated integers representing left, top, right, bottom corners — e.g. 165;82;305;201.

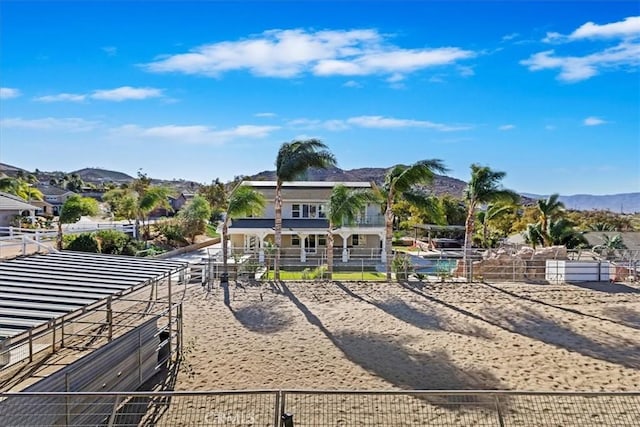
326;185;379;280
222;185;266;279
463;164;519;276
523;222;543;249
602;233;627;250
536;194;564;246
137;186;172;239
547;218;587;248
476;202;515;248
273;139;336;280
380;160;448;281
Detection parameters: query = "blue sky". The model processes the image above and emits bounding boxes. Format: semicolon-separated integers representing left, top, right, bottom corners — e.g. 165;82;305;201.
1;1;638;195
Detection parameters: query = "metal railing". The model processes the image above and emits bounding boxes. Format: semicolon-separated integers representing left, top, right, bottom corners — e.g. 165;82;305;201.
0;390;638;426
0;272;184;379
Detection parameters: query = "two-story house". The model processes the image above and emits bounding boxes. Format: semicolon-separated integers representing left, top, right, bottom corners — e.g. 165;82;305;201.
35;185;77;215
227;181;386;265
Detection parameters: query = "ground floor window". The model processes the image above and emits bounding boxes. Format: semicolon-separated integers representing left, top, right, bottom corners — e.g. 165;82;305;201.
351;234;366;246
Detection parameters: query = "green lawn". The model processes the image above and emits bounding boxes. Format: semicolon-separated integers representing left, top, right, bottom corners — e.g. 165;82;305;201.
262;270;386;281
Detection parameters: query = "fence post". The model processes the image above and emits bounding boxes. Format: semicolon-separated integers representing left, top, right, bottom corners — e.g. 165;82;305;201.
9;226;13;237
107;395;122;427
52;319;56;352
494;395;505;427
28;329;33;362
22;235;27;255
273;391;282;427
107;297;113;342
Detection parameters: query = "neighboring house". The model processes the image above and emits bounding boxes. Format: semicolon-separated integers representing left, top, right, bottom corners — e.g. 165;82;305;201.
171;192;195;211
0;192;39;227
35;185;77;215
29;199;55;217
584;232;640;251
227;181;386;264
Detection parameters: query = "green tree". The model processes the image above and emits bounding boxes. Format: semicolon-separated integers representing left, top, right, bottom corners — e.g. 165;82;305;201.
103;189;137;222
476;202;516;248
380;160;448;280
547;218;588;248
463;164;519;273
222;185;266;278
536;194;565;246
138;186;172;239
326;185;379;280
273;139;336;280
601;233;627;250
197;178;228;223
57;195;99;250
177;195;212;244
438;196;466;226
0;177;44;201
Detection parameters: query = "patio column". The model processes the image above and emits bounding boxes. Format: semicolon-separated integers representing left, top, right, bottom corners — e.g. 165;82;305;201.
379;232;386;264
298;233;308;263
256;231;269;263
339;233;351;262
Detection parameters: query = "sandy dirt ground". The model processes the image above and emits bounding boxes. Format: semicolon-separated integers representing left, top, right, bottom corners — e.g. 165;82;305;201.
175;280;640;393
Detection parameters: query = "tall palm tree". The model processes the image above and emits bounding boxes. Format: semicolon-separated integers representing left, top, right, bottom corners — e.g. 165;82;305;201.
274;139;336;280
326;185;379;280
523;222;543;249
380;160;448;281
547;218;587;249
222;185;266;278
463;164;519;276
537;194;564;246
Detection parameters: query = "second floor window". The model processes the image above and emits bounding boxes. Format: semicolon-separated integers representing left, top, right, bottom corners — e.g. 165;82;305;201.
292;203;326;219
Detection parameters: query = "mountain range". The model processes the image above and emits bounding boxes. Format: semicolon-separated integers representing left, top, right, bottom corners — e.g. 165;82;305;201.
1;163;638;213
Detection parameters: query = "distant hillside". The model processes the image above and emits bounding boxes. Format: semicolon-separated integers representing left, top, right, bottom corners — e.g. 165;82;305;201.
71;167;134;182
0;162;29;176
249;166;469;197
522;193;640;214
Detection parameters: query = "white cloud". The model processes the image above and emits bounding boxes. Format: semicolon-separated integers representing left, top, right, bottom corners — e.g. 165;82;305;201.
502;33;520;42
583;116;607;126
144;28;475;81
526;16;640;82
91;86;164;101
0;117;98;132
347;115;469;131
498;124;515;131
110;123;280;144
0;87;21;99
287;115;470;132
569;16;640;40
34;93;86;103
254;112;277;118
521;41;640;82
343;80;363;88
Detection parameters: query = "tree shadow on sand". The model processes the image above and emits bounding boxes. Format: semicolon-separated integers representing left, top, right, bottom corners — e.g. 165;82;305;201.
230;302;293;334
484;306;640;370
478;282;639;330
567;281;640;294
334;281;493;340
278;282;505;410
604;307;640;329
398;281;640;370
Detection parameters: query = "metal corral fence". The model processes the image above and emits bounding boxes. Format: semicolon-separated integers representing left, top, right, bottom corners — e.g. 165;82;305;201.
192;248;638;285
0;390;638;426
0;292;183;388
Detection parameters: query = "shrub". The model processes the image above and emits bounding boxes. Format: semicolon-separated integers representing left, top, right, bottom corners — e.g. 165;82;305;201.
93;229;130;254
66;234;100;253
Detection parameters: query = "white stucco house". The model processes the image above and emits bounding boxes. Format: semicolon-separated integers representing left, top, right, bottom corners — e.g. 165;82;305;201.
227;181;386;265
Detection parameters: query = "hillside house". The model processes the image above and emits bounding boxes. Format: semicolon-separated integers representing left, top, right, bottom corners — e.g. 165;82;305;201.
35;185;77;215
0;192;39;227
227;181;386;265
